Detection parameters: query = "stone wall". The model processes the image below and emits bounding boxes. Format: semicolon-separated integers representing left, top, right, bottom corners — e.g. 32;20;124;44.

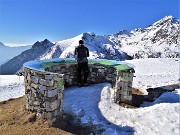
24;67;64;123
23;59;134;122
45;64;117;86
45;64;134;103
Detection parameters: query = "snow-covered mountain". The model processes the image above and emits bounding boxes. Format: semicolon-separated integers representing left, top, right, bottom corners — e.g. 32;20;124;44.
0;42;31;66
110;16;180;58
0;16;179;75
40;32;131;60
0;33;131;74
0;39;53;74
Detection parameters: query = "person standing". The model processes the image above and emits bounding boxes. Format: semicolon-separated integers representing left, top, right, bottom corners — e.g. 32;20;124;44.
74;40;89;86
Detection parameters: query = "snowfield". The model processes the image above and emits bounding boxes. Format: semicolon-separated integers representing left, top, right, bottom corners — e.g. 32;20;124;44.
126;58;179;95
0;75;24;102
0;58;179;135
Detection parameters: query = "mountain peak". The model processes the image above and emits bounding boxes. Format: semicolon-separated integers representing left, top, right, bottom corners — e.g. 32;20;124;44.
162;15;179;24
82;32;96;42
32;39;52;49
82;32;96;37
159;15;174;22
164;15;173;20
43;39;50;43
152;15;179;27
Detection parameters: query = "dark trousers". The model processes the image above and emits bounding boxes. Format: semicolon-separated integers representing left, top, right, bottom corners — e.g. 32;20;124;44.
77;62;89;84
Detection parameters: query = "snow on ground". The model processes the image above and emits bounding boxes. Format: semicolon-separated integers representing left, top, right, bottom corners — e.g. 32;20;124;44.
64;82;179;135
0;58;179;134
99;84;180;135
125;58;179;95
0;75;24;102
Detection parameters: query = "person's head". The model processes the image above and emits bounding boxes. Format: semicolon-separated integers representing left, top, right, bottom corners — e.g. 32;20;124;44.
79;40;84;45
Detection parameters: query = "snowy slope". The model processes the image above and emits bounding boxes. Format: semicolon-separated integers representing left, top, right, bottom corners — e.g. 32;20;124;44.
125;58;179;95
0;75;24;102
99;84;179;135
0;58;179;134
40;32;130;60
110;16;180;58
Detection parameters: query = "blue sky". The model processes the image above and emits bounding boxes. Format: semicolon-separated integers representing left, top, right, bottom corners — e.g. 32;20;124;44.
0;0;179;46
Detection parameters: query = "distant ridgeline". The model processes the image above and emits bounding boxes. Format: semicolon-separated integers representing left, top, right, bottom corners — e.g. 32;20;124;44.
23;58;135;122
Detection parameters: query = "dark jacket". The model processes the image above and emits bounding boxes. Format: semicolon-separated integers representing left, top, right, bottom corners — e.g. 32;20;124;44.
75;45;89;63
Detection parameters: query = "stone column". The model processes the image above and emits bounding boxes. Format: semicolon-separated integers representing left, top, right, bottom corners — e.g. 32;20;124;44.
113;70;134;104
24;67;64;123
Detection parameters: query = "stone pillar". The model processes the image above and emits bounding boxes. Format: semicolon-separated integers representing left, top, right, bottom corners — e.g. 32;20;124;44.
113;70;134;104
24;67;64;123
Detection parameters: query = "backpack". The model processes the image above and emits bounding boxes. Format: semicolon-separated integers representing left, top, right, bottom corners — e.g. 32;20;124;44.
75;46;88;62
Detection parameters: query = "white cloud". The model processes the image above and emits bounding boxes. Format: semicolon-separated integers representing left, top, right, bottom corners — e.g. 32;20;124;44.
4;43;32;47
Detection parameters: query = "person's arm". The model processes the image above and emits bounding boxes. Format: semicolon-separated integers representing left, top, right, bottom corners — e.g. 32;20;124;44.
87;48;89;57
74;47;78;60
